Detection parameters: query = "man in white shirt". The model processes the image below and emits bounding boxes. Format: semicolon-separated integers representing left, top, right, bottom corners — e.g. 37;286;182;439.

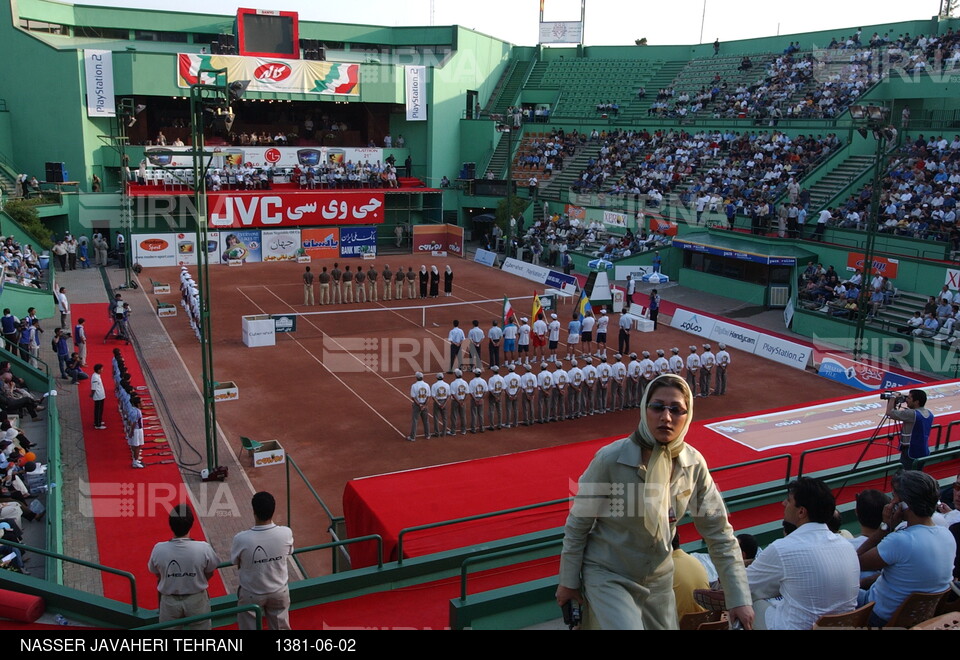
148;504;220;630
517;317;532;365
449;369;469;435
447;320;465;373
547;313;561;363
567;359;584;419
747;477;860;630
581;356;598;415
618;312;632;355
595;309;610;359
699;344;716;398
486;365;505;430
537;361;554;423
231;492;294;630
467;320;485;371
408;372;431;441
714;343;731;395
610;353;626;411
503;364;522;428
520;363;538;425
468;368;487;433
431;373;451;437
626;352;641;408
552;361;569;420
685;345;701;398
934;470;960;528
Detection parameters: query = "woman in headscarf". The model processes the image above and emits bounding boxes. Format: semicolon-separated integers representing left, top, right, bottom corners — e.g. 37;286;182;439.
429;265;440;298
555;373;753;630
443;265;453;297
418;265;428;299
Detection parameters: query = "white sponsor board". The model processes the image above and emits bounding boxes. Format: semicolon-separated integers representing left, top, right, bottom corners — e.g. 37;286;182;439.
132;233;178;267
501;257;552;284
539;21;584;44
670;308;716;339
614;265;648;282
84;50;115;118
141;145;385;170
946;268;960;291
405;66;427;121
261;229;301;262
709;320;761;353
602;210;627;227
754;333;812;370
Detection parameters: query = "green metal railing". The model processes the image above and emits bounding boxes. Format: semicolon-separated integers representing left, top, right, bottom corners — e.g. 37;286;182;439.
711;453;794;486
459;539;561;601
135;604;263;630
0;540;139;611
396;496;571;564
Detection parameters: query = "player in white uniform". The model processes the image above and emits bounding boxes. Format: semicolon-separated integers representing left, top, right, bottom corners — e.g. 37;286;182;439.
408;372;431;442
449;369;469;435
552;360;569;420
595;309;610;359
685;345;701;398
596;354;612;413
714;342;731;395
537;362;554;423
520;363;538;425
580;312;597;358
639;350;656;398
430;373;451;437
699;343;716;398
626;352;641;408
486;365;505;430
581;356;598;415
533;315;549;362
669;347;684;376
567;359;584;418
503;364;522;428
499;319;515;366
653;349;670;377
611;353;627;411
467;321;485;370
468;368;487;433
548;313;561;362
517;317;532;366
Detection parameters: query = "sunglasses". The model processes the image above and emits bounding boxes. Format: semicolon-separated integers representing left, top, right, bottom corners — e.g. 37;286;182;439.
647;402;688;416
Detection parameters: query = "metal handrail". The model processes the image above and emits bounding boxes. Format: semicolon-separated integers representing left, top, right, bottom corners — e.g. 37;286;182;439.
135;604;262;630
213;534;385;575
459;539;561;601
0;540;139;612
710;453;794;486
397;496;572;564
797;435;898;478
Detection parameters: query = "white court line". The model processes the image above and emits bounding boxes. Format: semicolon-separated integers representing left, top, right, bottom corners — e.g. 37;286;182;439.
234;286;407;439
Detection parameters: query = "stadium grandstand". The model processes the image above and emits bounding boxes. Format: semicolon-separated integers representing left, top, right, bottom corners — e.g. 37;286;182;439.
0;0;959;634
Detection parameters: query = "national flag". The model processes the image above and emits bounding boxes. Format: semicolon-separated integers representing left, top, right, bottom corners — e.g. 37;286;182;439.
502;296;517;325
313;63;360;95
576;290;592;321
532;291;543;321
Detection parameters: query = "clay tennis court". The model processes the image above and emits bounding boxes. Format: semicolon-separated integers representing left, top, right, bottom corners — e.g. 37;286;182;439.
146;257;856;574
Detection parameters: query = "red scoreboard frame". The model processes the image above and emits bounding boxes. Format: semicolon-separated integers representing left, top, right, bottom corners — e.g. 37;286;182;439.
235;8;300;60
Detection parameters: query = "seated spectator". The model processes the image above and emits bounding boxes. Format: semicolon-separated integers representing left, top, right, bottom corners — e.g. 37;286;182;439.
857;470;957;627
898;311;925;334
672;531;711;619
913;312;940;337
746;477;860;630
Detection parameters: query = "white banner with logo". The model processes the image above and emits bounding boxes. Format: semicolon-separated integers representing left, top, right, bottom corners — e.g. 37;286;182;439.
84;50;116;118
669;308;716;339
502;257;552;285
134;232;221;267
177;53;359;96
602;210;627;227
614;265;648;282
539;21;583;44
143;146;385;170
405;66;427;121
261;229;302;262
754;333;812;370
946;268;960;291
709;320;761;353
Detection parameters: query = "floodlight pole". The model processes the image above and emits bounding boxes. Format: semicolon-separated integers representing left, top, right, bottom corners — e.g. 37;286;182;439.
189;67;231;472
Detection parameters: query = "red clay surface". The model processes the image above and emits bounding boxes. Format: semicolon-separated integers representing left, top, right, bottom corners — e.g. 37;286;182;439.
147;257;857;575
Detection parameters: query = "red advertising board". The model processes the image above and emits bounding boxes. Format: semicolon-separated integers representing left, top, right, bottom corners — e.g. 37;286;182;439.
207;191;384;228
648;215;678;236
301;227;340;259
846;252;899;279
412;224;464;257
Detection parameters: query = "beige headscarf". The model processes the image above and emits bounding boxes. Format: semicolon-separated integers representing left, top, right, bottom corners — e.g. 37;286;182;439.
630;373;694;550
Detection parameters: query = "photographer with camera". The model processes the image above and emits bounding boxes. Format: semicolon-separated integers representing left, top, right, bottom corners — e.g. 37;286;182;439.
884;389;933;471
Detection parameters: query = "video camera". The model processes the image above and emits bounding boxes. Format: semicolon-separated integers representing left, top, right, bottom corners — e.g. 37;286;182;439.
879;390;906;405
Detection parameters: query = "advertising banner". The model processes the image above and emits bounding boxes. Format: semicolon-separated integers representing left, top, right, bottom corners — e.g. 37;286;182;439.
301;227;340;259
339;227;377;258
846;252;899;279
219;230;262;263
649;215;679;237
602;211;626;227
207;191;384;228
669;308;717;339
84;50;116;118
754;333;811;370
133;234;178;267
539;21;583;44
405;66;427;121
709;320;761;353
141;146;385;170
178;53;359;96
261;229;301;262
946;268;960;291
172;232;220;266
565;205;586;221
412;224;464;257
474;248;498;267
817;352;922;391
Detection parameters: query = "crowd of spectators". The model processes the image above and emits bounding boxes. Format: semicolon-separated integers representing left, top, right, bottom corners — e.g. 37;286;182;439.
0;236;43;289
821;135;960;245
512;128;585;177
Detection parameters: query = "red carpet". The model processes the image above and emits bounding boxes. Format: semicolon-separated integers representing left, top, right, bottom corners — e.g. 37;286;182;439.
72;304;227;609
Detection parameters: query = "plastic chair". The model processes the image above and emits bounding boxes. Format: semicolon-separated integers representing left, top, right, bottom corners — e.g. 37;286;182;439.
813;602;874;629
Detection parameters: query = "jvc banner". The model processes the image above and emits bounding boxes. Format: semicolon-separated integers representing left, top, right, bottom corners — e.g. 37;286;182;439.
207;191;384;228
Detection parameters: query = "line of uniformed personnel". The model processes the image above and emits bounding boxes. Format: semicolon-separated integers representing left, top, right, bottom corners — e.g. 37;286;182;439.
406;343;731;440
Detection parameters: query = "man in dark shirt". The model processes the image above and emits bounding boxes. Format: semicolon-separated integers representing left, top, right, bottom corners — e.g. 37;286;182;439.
343;265;355;303
368;265;379;302
382;264;393;301
318;267;331;305
354;267;367;303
